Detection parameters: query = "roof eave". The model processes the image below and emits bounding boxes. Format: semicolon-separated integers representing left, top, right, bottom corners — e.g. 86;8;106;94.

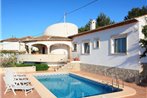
68;19;138;39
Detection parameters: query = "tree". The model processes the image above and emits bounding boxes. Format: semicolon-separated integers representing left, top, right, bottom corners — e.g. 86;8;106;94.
140;25;147;58
78;21;90;33
78;13;115;33
96;13;115;28
124;6;147;20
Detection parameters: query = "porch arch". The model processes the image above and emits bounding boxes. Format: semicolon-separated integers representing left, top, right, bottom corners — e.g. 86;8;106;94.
32;44;48;54
50;44;71;60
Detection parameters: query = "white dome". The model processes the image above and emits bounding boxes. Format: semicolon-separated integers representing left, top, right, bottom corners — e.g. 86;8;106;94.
44;23;78;37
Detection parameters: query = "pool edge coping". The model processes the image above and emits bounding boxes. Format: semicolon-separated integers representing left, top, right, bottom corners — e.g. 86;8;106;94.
27;72;136;98
72;72;136;98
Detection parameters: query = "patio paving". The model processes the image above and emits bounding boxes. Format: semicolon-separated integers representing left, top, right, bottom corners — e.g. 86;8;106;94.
74;71;147;98
0;71;147;98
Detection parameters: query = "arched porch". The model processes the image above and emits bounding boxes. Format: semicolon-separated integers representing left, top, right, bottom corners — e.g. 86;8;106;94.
50;44;72;61
32;44;48;54
19;42;72;63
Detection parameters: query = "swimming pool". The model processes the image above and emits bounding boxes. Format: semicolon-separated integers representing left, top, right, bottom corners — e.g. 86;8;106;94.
35;73;121;98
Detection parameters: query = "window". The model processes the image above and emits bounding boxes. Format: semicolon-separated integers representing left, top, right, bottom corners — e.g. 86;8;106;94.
73;43;77;52
93;39;99;49
82;42;90;54
114;37;126;53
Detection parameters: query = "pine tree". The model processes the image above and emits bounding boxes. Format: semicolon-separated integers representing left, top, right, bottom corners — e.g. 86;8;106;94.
96;13;115;28
78;13;115;33
124;6;147;20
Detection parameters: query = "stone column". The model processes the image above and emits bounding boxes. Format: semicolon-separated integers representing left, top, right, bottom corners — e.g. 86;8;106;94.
28;45;32;54
69;47;72;62
47;45;50;54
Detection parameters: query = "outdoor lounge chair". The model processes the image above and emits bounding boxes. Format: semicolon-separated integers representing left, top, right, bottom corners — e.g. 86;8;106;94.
4;69;30;84
4;69;28;80
3;76;33;96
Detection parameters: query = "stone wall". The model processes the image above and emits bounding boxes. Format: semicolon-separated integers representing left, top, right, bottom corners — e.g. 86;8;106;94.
140;63;147;76
80;63;139;82
140;63;147;84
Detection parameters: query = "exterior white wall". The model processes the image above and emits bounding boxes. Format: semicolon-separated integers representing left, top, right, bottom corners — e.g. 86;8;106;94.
137;15;147;63
72;23;141;70
50;45;68;55
0;42;26;51
44;23;78;37
18;54;67;62
25;41;72;56
0;44;2;50
26;41;72;49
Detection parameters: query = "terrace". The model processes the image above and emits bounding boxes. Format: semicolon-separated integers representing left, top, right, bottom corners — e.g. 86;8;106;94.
0;69;147;98
17;44;72;64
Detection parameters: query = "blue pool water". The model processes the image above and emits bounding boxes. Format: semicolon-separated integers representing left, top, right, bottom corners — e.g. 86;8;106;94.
36;74;121;98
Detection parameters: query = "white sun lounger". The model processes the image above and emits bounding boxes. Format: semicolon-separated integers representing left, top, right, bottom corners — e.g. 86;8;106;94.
3;76;33;96
4;69;28;80
4;69;30;84
3;69;33;95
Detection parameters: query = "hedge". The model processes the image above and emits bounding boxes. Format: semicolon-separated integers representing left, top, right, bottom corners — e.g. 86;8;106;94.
15;63;49;71
35;64;49;71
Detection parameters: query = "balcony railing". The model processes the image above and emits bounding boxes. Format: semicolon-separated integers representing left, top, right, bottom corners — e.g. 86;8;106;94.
17;54;68;62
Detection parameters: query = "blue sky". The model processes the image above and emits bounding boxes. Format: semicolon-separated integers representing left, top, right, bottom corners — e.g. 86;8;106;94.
1;0;146;39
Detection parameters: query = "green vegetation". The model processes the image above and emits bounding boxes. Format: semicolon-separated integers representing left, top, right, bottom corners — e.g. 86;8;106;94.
78;13;115;33
96;13;115;28
124;6;147;20
78;21;91;33
140;25;147;58
0;50;25;54
0;50;19;67
79;6;147;33
16;63;49;71
0;50;49;71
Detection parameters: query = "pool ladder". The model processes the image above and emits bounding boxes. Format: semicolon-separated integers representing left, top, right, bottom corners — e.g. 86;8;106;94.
102;74;124;90
101;77;124;92
111;76;124;89
104;67;125;89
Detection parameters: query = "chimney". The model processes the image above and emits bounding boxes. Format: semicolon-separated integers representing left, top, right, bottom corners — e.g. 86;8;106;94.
90;19;96;30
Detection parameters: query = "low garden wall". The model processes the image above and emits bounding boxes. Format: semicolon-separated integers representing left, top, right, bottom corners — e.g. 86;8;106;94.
0;66;36;74
70;61;81;71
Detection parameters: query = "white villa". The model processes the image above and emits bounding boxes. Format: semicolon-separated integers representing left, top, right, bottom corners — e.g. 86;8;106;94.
1;15;147;81
1;23;78;65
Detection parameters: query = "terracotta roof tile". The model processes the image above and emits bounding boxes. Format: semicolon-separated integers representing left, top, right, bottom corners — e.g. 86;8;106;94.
69;18;138;38
0;38;19;42
22;35;71;42
19;36;33;41
0;36;33;42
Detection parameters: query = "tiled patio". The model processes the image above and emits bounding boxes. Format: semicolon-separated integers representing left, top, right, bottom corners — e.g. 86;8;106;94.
74;71;147;98
0;71;147;98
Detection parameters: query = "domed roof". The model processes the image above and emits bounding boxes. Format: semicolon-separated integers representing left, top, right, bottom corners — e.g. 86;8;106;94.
43;22;78;37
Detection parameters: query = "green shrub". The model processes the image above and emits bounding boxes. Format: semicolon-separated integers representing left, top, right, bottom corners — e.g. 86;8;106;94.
15;63;49;71
35;64;49;71
15;63;32;67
